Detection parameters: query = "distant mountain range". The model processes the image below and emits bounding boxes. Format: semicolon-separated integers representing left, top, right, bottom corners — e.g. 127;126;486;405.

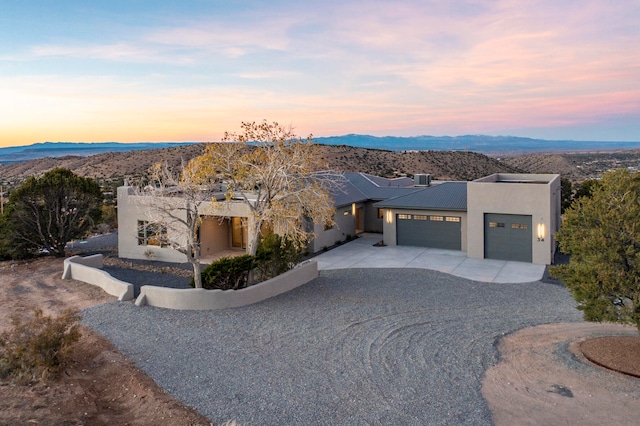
315;134;640;154
0;142;196;164
2;136;640;164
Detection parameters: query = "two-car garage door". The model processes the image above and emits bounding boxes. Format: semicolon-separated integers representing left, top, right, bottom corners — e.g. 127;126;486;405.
396;214;462;250
395;212;533;261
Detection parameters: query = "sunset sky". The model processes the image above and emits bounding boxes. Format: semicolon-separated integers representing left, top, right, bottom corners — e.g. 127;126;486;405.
1;1;639;148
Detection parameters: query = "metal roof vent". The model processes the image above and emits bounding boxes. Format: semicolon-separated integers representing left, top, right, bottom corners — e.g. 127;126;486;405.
414;174;431;187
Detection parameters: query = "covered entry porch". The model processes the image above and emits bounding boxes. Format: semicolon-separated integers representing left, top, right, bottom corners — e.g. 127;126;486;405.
199;216;249;264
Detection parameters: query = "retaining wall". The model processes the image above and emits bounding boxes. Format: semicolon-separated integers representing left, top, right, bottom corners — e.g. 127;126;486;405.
62;255;135;301
135;260;318;310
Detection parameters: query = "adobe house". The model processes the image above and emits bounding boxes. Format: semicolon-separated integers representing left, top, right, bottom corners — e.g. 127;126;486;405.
117;172;560;265
117;186;256;263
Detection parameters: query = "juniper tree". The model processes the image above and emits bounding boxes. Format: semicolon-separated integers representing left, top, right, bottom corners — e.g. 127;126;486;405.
551;169;640;331
8;168;102;257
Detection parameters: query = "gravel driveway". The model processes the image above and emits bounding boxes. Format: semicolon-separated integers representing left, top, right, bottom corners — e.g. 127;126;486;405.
82;268;583;425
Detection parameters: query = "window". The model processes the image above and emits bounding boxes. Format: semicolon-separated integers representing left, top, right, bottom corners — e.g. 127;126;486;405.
398;214;411;220
429;216;443;221
377;208;384;219
511;223;528;230
446;216;461;222
489;222;505;228
137;220;167;247
414;215;428;220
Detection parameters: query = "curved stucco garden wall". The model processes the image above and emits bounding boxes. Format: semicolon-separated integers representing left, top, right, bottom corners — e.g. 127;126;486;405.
135;260;318;310
62;254;135;301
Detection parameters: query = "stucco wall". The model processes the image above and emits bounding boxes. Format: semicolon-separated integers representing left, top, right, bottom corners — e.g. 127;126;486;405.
309;204;358;252
62;255;134;301
117;186;187;263
381;209;468;251
364;201;384;233
117;186;252;262
200;217;229;257
135;260;318;310
467;174;560;265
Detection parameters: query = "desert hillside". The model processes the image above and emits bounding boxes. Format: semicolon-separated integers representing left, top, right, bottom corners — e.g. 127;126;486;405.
0;144;207;183
501;150;640;182
316;145;521;180
2;143;639;186
0;144;521;184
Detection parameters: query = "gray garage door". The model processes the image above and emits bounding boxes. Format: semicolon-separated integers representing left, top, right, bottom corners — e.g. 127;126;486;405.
484;213;532;262
396;214;461;250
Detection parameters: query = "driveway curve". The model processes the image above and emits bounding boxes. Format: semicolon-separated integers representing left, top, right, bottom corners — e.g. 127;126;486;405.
82;268;583;425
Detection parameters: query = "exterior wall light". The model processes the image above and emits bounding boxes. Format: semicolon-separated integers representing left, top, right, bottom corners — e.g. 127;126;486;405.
537;221;545;242
352;203;356;216
386;210;393;224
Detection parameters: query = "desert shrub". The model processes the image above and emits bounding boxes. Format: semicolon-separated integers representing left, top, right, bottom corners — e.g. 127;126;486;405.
0;308;81;384
0;212;13;260
100;204;118;229
193;234;303;290
195;254;255;290
254;233;302;281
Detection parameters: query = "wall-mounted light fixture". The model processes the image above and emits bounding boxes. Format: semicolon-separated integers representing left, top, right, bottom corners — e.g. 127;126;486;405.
537;220;545;242
351;203;357;216
386;210;393;224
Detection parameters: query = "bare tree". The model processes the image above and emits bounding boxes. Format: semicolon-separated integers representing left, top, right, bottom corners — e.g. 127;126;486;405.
188;120;342;256
134;161;211;288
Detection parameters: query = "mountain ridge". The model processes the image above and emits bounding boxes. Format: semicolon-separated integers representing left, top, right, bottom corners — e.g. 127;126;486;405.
3;135;640;164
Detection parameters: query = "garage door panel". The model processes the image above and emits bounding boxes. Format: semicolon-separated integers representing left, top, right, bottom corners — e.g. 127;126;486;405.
484;214;532;262
397;214;461;250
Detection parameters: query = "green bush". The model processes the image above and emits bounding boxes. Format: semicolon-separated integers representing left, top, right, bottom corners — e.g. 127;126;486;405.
195;254;255;290
0;308;81;384
192;234;303;290
255;233;302;281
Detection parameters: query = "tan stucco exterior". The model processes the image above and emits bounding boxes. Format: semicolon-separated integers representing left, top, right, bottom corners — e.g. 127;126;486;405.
118;172;561;265
467;173;561;265
117;186;252;263
200;217;231;257
308;202;361;252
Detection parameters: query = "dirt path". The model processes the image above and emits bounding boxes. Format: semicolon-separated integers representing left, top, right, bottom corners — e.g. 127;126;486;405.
0;257;212;425
482;322;640;426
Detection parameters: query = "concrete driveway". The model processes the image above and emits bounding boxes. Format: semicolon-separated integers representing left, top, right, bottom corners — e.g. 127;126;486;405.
314;233;546;283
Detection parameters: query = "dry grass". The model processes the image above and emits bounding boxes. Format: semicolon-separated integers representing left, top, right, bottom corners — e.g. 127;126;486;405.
0;308;81;384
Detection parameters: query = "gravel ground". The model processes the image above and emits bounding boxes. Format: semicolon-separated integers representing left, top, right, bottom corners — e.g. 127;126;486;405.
67;231;193;296
102;266;192;297
82;268;584;425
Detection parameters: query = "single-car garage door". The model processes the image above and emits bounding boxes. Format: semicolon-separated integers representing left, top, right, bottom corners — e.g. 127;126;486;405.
484;213;532;262
397;214;461;250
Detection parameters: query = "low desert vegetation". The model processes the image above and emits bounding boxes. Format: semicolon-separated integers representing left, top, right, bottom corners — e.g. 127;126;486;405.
0;308;81;384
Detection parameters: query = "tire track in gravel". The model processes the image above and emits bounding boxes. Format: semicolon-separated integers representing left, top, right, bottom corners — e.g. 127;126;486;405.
82;268;584;425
